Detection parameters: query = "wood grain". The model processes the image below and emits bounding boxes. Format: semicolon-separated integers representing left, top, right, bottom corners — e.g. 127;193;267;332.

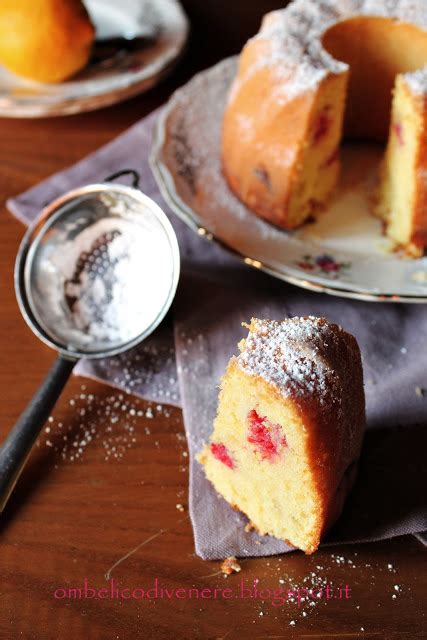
0;2;425;638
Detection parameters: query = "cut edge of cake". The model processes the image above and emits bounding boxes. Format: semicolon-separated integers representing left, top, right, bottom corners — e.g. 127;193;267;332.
375;70;427;256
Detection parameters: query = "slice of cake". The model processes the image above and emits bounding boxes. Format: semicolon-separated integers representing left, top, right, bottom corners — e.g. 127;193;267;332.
376;70;427;256
198;317;365;554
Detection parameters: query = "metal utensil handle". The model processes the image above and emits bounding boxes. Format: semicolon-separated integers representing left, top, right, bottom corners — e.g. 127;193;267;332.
104;169;140;189
0;356;76;513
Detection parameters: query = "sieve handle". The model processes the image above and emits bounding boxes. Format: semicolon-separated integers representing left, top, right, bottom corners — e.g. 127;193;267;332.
0;355;76;513
104;169;140;189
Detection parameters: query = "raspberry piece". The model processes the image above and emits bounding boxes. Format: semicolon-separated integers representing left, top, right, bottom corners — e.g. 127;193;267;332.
210;442;235;469
247;409;287;461
312;108;331;144
393;122;404;146
323;146;340;168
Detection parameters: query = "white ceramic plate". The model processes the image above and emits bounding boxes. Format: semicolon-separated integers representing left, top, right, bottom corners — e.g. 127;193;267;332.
0;0;189;118
150;57;427;303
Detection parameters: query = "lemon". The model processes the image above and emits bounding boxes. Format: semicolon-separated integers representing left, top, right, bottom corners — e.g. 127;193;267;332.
0;0;95;83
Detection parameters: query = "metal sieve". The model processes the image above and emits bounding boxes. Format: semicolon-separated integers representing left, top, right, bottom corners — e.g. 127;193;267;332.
0;170;180;512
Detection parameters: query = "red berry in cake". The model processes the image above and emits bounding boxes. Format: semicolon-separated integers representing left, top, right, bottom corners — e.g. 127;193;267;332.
393;122;404;146
247;410;287;461
312;108;331;144
210;442;235;469
323;146;340;168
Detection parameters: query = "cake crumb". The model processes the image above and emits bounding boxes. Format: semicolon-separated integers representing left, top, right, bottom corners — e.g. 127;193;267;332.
415;386;426;397
221;556;242;575
176;503;185;512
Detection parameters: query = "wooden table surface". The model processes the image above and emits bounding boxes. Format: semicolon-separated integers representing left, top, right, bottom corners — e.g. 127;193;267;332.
0;3;425;639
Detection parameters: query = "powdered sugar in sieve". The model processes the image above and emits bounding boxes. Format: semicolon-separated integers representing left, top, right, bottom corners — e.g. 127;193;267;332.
23;185;180;356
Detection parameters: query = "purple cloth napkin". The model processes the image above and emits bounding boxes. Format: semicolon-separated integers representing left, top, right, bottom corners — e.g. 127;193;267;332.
8;109;427;559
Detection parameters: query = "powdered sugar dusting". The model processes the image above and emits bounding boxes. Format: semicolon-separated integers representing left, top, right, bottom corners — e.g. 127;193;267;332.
236;317;345;403
39;385;181;465
63;223;157;346
78;336;180;405
404;66;427;94
234;0;427;100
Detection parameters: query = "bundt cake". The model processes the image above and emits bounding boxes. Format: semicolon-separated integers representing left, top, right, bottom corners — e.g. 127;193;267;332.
222;0;427;254
198;317;366;554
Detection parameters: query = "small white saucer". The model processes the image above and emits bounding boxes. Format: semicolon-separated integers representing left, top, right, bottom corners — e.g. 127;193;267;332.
0;0;189;118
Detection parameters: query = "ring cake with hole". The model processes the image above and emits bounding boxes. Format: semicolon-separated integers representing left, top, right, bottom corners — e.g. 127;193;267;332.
197;317;366;554
222;0;427;255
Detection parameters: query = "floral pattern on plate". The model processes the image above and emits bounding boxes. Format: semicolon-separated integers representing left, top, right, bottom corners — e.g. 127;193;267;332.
296;254;351;279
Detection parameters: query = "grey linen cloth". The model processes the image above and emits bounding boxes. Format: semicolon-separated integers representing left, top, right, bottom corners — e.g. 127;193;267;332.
8;109;427;559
